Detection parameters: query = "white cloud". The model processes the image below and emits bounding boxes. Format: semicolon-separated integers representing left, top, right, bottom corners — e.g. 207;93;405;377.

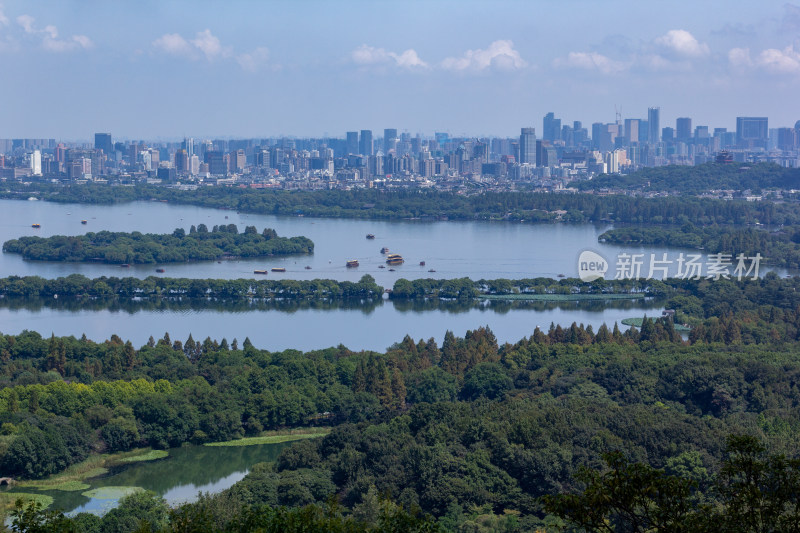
0;4;8;26
236;47;270;72
728;44;800;74
390;49;427;68
16;14;34;33
654;29;710;58
152;33;194;57
553;51;626;74
756;45;800;73
16;14;92;52
351;44;428;69
191;29;231;61
152;29;234;65
441;40;526;71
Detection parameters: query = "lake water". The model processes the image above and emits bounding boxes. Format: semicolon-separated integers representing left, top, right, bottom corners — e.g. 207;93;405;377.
0;298;663;352
0;198;701;282
0;197;716;349
40;441;293;516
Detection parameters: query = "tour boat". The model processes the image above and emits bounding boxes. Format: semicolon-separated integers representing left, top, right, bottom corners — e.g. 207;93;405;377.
346;260;360;268
386;253;404;265
271;267;286;272
254;270;268;274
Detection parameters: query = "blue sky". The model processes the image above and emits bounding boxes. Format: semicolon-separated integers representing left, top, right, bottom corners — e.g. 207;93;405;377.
0;0;799;140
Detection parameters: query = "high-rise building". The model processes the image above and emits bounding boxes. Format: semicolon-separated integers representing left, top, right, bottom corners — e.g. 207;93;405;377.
204;151;226;175
94;133;112;155
360;130;373;156
736;117;769;148
383;129;398;154
676;118;692;141
175;149;189;172
777;128;798;151
189;155;200;175
647;107;660;143
543;112;561;141
624;119;639;145
346;132;359;155
519;127;536;165
30;150;42;176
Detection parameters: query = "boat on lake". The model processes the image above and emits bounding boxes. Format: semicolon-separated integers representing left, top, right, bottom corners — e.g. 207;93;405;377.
81;220;88;225
366;234;375;239
271;267;286;273
156;268;165;273
386;253;404;265
305;266;312;270
346;260;360;268
120;264;130;268
419;261;426;266
254;270;268;274
31;223;41;228
380;247;389;254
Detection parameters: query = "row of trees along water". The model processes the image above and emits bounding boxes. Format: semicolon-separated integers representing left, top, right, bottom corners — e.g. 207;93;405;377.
1;224;313;264
600;222;800;268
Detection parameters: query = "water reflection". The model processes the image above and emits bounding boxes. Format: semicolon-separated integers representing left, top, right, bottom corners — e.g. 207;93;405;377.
45;442;292;516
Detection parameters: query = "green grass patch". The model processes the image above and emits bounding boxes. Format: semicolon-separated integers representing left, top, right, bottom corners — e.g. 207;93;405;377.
118;450;168;463
481;293;646;301
82;486;144;500
204;430;329;447
17;447;163;493
622;317;692;331
0;492;54;514
35;481;89;492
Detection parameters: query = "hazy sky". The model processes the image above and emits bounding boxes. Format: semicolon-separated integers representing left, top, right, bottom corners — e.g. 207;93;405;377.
1;0;799;140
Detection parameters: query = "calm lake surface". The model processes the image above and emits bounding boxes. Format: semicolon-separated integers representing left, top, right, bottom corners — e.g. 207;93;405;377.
43;441;293;516
0;298;663;352
1;198;693;282
0;197;718;349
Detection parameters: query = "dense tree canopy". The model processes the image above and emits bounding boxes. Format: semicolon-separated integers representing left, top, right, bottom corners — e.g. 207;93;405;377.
2;225;313;264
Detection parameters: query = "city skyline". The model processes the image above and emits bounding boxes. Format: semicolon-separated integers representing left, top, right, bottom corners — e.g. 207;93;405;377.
0;1;799;139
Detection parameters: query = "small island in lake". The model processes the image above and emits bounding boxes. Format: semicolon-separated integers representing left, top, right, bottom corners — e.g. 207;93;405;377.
1;223;314;264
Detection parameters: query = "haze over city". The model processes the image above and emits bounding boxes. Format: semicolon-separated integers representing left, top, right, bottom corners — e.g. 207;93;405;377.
1;0;800;139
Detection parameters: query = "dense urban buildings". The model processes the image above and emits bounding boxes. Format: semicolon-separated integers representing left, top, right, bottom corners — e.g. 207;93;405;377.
1;109;798;190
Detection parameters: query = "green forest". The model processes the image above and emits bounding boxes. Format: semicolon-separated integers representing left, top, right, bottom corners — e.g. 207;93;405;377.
600;223;800;268
577;161;800;194
2;273;800;530
3;173;800;226
2;225;313;264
